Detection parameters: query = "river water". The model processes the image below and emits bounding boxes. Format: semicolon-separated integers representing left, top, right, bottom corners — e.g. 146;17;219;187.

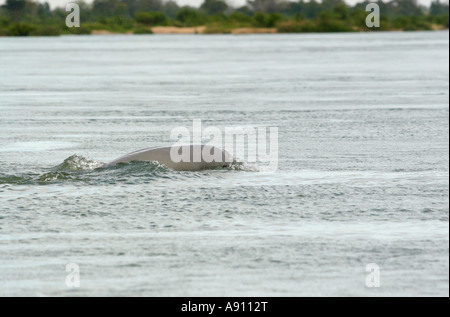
0;32;448;296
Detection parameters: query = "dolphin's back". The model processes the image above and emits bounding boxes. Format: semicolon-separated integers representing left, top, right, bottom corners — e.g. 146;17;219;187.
107;145;233;171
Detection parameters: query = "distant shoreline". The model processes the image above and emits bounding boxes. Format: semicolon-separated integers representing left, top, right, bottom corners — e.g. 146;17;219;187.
1;0;448;37
91;26;279;35
1;28;448;37
85;26;448;35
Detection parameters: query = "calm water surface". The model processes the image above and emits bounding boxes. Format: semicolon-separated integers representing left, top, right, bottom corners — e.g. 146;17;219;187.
0;32;448;296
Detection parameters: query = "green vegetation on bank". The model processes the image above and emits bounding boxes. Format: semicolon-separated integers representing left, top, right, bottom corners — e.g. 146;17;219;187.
0;0;448;36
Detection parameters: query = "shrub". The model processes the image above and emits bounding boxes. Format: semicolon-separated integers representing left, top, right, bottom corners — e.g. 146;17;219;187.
67;26;92;35
437;13;449;27
440;14;449;27
176;7;208;26
134;12;167;26
317;12;352;32
204;24;231;34
133;27;153;34
253;12;268;27
393;16;432;31
200;0;228;15
277;20;318;32
229;12;252;24
0;16;10;28
267;13;282;27
332;3;349;21
8;23;35;36
30;26;61;36
277;21;305;32
209;13;229;23
253;12;282;27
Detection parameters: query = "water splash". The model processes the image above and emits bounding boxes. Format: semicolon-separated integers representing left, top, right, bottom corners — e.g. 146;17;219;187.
54;155;105;172
103;160;171;177
0;155;243;186
226;159;259;172
0;156;173;185
36;171;84;183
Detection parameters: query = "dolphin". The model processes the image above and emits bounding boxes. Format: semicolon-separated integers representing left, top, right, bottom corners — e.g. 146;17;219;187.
107;145;234;171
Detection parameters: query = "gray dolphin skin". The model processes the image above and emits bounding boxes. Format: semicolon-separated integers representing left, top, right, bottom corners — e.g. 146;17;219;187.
107;145;234;171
